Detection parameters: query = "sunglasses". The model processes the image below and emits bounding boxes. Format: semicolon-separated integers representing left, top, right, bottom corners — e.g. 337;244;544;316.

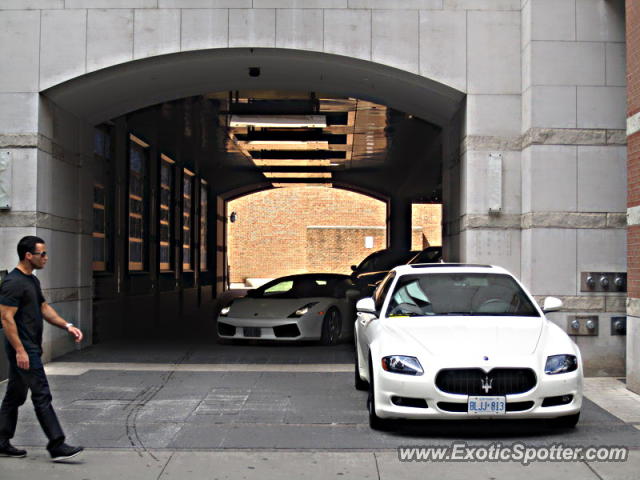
30;251;48;257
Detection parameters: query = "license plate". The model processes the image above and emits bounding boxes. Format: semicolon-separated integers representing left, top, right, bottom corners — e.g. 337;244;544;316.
243;327;261;338
467;396;506;415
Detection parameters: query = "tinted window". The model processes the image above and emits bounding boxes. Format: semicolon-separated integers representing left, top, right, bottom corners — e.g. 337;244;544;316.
256;276;348;299
385;273;539;317
373;272;396;311
409;247;442;264
263;280;294;296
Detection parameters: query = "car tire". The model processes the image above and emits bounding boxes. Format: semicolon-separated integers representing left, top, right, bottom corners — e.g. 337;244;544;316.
320;308;342;346
354;344;369;391
367;359;393;431
551;412;580;428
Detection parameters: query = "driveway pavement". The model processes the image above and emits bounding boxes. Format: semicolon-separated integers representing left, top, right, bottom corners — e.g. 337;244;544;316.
0;340;638;479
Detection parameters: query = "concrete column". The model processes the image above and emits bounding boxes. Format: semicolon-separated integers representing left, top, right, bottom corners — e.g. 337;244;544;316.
387;197;412;252
520;0;627;377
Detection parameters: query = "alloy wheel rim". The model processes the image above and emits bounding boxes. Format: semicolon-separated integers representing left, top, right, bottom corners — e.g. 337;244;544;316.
327;311;338;342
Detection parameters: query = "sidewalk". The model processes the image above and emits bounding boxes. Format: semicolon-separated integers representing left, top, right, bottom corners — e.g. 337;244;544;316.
1;448;638;480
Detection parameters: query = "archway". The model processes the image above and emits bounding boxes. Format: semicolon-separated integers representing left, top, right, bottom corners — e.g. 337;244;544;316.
38;48;464;342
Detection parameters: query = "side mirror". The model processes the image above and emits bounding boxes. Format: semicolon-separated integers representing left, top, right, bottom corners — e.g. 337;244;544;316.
542;296;563;313
351;265;357;272
356;297;376;314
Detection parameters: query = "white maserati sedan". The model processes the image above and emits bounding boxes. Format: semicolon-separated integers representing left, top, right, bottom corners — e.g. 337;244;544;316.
354;264;583;430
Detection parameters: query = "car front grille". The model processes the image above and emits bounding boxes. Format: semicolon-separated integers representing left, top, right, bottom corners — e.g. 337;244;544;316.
273;323;301;338
435;368;537;395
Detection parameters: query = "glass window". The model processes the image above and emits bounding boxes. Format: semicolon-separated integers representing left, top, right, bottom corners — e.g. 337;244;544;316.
263;280;294;295
92;183;106;271
373;272;395;311
94;128;111;159
385;273;540;318
92;125;112;272
128;134;149;271
159;155;174;271
182;169;195;271
200;181;208;272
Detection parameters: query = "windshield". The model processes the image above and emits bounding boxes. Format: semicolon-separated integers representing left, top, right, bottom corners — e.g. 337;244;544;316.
253;275;352;299
385;273;540;317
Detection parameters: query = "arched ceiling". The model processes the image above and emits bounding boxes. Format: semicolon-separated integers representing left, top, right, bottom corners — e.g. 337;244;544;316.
44;48;464;201
43;48;464;127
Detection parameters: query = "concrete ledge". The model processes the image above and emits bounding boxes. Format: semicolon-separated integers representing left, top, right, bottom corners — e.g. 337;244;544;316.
43;286;92;304
605;296;626;313
0;134;38;148
0;211;90;234
522;128;626;148
462;128;627;155
522;212;609;229
0;134;86;167
446;212;626;234
534;295;608;312
462;213;521;230
462;135;521;153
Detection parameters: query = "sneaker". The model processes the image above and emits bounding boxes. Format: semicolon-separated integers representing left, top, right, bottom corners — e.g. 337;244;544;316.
49;443;84;462
0;442;27;458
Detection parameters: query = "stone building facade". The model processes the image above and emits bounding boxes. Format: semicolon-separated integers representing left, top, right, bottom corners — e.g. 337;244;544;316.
0;0;633;384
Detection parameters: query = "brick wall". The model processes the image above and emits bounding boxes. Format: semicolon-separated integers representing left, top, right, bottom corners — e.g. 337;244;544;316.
412;203;443;248
306;227;387;273
227;187;442;283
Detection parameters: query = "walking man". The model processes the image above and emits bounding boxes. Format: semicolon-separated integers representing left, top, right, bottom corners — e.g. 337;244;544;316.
0;236;84;461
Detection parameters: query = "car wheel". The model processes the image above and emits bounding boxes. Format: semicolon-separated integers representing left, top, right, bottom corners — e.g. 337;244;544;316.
551;412;580;428
367;358;393;431
354;343;369;391
320;308;342;346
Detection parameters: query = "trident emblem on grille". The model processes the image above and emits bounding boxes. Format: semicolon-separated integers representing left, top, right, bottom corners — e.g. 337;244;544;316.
481;376;493;393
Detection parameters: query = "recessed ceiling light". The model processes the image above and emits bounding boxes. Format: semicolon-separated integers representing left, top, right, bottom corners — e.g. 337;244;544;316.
229;115;326;128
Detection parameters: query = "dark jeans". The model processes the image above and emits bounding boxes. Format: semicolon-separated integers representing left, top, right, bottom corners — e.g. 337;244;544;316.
0;346;65;449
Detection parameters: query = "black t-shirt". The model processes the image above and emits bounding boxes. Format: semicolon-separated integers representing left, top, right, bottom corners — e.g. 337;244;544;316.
0;268;46;351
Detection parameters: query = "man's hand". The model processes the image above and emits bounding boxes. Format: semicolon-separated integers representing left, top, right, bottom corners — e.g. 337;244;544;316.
67;326;83;343
16;350;29;370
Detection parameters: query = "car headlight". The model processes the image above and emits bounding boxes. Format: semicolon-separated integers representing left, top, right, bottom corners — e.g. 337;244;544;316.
545;354;578;375
288;302;318;318
219;305;231;316
381;355;424;376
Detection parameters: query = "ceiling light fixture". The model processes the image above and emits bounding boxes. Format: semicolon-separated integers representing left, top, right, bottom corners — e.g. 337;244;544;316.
229;115;327;128
263;172;332;179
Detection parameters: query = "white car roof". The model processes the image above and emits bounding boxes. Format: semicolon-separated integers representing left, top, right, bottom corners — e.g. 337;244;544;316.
391;263;512;276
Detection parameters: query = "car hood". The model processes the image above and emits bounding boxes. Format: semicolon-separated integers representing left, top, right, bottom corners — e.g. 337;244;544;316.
228;297;329;319
381;316;544;356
